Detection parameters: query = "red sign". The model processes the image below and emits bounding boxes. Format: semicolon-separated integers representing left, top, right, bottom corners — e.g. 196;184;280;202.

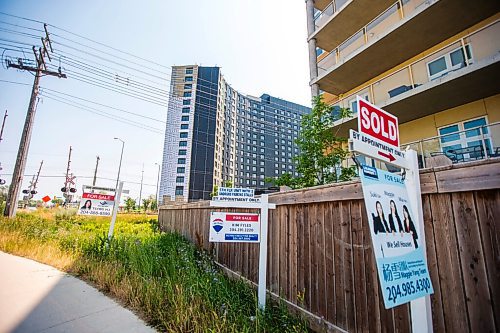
82;192;115;201
42;195;51;203
358;97;399;147
225;214;259;222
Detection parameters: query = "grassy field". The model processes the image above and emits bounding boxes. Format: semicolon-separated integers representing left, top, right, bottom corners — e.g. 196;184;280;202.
0;209;308;332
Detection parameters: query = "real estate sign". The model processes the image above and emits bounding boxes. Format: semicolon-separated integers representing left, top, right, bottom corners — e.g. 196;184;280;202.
209;212;260;243
351;96;434;309
77;192;115;216
359;165;433;308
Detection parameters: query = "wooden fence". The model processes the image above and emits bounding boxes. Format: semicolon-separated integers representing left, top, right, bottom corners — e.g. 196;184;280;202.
159;159;500;332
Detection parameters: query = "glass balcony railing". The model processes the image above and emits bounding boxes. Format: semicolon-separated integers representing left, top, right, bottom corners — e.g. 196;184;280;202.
329;20;499;125
313;0;349;30
401;122;500;169
316;0;430;75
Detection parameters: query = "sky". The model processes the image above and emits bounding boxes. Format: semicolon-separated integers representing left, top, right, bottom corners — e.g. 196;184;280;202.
0;0;312;204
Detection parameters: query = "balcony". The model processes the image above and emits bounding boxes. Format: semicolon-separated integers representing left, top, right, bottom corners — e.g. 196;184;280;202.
313;0;500;96
314;0;334;12
402;122;500;169
329;20;500;137
312;0;394;51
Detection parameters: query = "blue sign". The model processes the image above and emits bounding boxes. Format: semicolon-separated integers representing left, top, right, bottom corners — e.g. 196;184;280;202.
360;165;433;308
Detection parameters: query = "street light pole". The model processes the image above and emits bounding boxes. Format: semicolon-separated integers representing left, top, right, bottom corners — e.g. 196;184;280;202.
155;162;161;205
114;138;124;190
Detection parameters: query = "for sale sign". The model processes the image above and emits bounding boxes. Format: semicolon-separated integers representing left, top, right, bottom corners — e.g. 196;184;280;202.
359;165;433;308
77;192;115;216
358;96;399;148
209;212;260;243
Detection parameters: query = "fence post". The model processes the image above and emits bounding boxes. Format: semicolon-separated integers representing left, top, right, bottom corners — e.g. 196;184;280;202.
258;194;270;310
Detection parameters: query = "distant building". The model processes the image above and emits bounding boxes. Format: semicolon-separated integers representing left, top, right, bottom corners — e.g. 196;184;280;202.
159;65;310;202
305;0;499;167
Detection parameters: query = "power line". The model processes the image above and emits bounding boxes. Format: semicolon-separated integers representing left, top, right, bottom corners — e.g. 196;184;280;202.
39;93;164;134
0;79;31;86
40;87;166;123
3;33;308;118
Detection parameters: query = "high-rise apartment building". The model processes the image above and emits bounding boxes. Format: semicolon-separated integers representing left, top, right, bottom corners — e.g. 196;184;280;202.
306;0;499;166
159;65;310;202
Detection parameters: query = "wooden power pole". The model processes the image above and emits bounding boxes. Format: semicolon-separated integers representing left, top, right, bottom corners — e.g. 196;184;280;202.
3;24;67;217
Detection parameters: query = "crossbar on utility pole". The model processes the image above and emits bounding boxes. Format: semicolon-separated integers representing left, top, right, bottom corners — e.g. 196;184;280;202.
3;27;66;217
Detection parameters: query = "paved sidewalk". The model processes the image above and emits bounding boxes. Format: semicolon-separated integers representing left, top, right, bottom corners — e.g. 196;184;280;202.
0;251;156;333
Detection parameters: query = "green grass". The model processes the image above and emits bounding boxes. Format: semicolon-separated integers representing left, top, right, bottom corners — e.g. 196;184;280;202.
0;209;308;332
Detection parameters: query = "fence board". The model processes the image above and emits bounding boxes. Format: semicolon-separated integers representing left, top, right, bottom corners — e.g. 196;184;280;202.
310;204;319;314
351;200;368;332
421;195;446;332
317;203;327;318
289;205;299;304
452;192;496;333
334;201;347;328
474;190;500;331
431;194;469;332
324;202;336;323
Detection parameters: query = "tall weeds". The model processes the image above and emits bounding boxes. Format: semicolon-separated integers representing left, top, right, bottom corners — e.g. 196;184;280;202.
0;210;308;332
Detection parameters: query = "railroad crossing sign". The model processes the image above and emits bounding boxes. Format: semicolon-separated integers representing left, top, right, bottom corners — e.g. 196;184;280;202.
66;174;76;185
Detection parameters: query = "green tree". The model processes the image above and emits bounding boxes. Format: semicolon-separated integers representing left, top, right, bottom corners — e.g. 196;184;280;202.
150;198;158;211
270;96;356;188
142;198;151;212
0;185;8;212
51;197;63;205
124;197;136;212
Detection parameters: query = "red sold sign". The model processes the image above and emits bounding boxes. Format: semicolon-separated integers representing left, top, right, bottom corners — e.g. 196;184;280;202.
358;97;399;147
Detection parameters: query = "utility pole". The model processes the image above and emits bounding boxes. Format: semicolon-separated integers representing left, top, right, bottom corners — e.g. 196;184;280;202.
0;110;7;143
0;110;7;185
61;146;76;205
92;155;100;187
138;163;144;210
3;24;66;217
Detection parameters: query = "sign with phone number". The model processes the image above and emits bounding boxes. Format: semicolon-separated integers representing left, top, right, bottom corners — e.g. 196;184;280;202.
386;276;432;304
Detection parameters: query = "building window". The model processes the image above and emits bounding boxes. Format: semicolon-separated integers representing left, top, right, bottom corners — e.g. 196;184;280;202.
180;132;188;138
438;117;491;159
186;68;193;74
175;186;184;195
181;116;189;121
180;124;189;130
427;44;472;80
183;91;192;97
178;149;187;155
176;176;184;183
177;167;185;173
185;76;193;82
178;158;186;164
183;99;191;105
184;84;192;90
179;141;187;147
182;107;190;113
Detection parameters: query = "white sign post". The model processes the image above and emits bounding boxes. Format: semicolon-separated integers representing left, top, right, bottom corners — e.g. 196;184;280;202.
350;97;434;332
209;188;276;310
405;150;434;333
108;181;124;240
